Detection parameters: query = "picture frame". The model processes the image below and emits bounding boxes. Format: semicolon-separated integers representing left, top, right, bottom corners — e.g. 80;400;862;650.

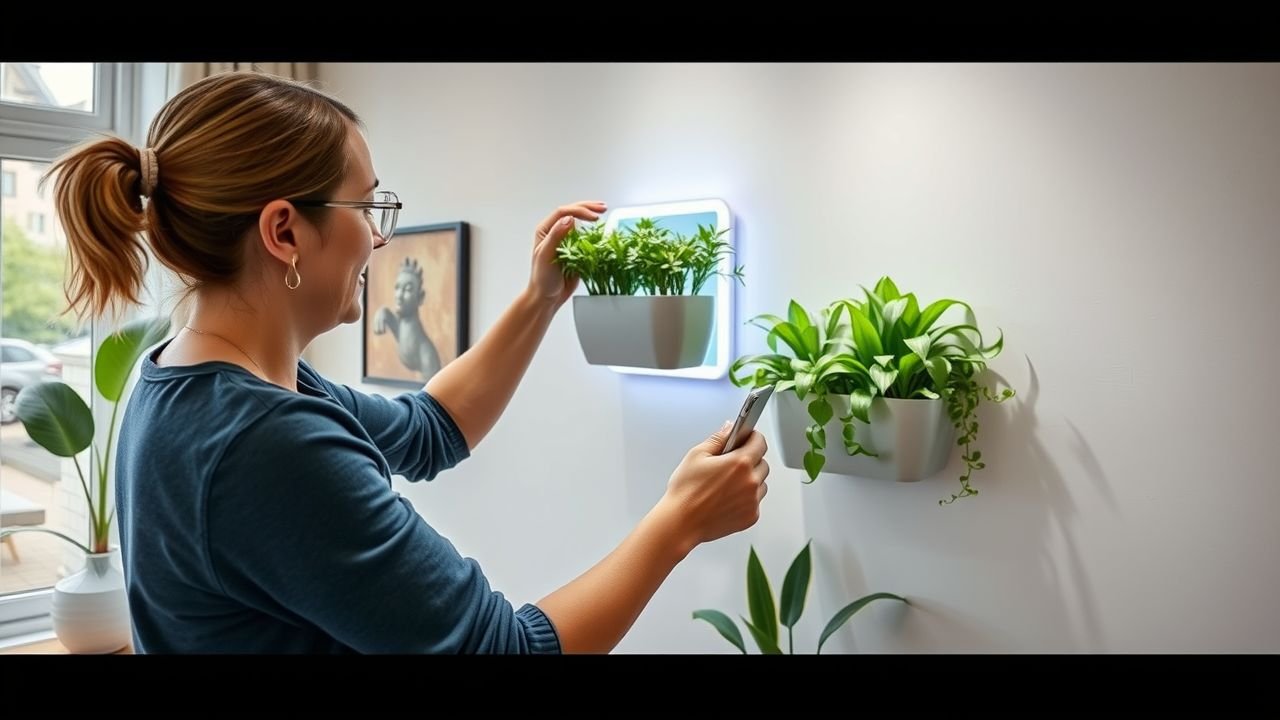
362;221;470;389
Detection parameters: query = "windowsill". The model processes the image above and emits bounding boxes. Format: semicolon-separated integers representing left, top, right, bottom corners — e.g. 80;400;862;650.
0;631;132;654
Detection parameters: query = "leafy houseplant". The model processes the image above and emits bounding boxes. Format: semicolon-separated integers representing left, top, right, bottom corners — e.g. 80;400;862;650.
693;541;907;654
555;217;745;369
0;315;170;555
729;277;1015;504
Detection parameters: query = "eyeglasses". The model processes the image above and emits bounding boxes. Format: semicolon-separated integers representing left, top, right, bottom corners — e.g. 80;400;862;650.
294;190;402;249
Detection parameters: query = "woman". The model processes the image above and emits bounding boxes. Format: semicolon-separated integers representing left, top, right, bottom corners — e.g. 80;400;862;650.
47;71;769;654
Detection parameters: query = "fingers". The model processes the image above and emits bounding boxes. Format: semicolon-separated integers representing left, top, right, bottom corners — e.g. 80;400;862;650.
757;480;769;502
536;201;607;240
752;458;770;486
737;430;768;465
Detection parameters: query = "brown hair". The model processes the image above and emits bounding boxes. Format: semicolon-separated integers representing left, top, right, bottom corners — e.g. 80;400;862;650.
43;71;361;321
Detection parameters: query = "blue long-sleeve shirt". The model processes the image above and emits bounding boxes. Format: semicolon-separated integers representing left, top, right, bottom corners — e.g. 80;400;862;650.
114;340;561;654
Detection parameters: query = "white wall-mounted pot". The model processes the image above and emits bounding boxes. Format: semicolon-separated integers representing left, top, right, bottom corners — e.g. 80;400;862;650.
50;547;131;653
572;295;714;370
774;390;955;481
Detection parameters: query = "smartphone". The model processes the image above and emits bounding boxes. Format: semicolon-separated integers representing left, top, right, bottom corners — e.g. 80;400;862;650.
721;385;775;455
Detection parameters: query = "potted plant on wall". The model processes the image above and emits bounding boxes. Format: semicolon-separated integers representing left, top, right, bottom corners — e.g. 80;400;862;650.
729;276;1014;505
693;540;907;654
0;315;169;652
555;217;745;369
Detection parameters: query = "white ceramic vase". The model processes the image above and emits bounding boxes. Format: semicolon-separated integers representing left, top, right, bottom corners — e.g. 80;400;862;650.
50;548;131;653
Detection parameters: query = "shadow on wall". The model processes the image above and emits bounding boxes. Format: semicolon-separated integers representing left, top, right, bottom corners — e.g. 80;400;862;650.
802;356;1115;653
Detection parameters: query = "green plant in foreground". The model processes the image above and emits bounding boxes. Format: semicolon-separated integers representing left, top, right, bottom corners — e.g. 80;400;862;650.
694;541;907;654
729;276;1015;504
0;315;170;554
555;217;745;296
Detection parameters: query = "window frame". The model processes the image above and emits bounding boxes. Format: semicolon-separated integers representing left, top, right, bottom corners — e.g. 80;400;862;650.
0;62;163;645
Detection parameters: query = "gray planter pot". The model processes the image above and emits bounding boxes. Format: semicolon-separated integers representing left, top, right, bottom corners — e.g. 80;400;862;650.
572;295;714;369
773;390;955;482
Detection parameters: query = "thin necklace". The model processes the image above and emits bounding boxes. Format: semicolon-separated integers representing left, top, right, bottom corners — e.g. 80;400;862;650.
183;325;267;378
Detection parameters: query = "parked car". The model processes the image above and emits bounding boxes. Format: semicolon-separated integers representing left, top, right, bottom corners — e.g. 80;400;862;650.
1;338;63;424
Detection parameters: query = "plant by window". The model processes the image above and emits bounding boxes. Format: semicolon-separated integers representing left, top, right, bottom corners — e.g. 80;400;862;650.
693;540;907;654
729;276;1015;504
0;316;170;554
555;218;745;296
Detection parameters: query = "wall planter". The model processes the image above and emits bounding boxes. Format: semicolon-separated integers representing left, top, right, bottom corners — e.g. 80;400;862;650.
730;276;1016;505
773;391;953;481
572;295;713;369
557;199;741;378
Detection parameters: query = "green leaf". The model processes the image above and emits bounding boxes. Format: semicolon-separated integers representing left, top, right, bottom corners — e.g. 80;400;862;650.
806;424;826;450
874;276;901;302
795;371;817;399
870;364;898;396
808;397;834;426
915;299;972;335
915;388;940;399
902;293;920;334
779;541;812;629
788;299;812;333
848;388;874;424
982;328;1005;359
802;326;821;359
774;380;797;394
742;617;784;654
803;450;825;480
824;301;848;340
905;334;933;362
746;547;778;646
926;356;952;394
95;316;171;402
692;610;747;654
849;305;884;362
896;353;922;396
15;382;94;457
881;297;908;350
817;592;908;654
873;354;895;368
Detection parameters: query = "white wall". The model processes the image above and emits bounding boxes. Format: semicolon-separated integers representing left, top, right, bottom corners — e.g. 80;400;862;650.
308;63;1280;653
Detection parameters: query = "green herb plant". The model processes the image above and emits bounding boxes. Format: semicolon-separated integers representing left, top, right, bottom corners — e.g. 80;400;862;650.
693;541;907;654
555;217;745;296
729;276;1015;504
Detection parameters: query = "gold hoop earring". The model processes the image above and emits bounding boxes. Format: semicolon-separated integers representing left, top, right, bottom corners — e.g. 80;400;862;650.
285;255;301;290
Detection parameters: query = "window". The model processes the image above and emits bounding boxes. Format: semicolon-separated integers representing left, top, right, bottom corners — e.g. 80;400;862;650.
0;62;164;644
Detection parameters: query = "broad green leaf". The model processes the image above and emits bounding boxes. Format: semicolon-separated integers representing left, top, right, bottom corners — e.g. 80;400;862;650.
803;450;825;480
870;365;898;395
789;300;812;333
881;297;908;350
874;354;895;368
982;328;1005;359
817;592;908;654
823;337;858;354
802;326;820;359
915;388;940;399
774;380;797;394
897;353;923;396
779;541;813;629
764;323;811;360
15;383;94;457
96;316;172;402
860;290;885;333
905;334;933;362
742;617;784;654
849;305;884;362
824;302;848;340
693;610;747;654
848;388;874;424
902;293;920;334
808;397;834;426
795;371;817;399
874;276;902;302
746;547;778;646
915;299;972;335
926;356;952;394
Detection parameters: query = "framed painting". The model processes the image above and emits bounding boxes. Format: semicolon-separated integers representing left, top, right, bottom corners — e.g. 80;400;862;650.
362;221;470;388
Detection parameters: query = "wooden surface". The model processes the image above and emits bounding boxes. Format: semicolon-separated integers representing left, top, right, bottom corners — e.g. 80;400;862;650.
0;636;132;654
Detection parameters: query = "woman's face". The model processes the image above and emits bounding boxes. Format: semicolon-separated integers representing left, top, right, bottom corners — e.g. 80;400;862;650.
302;123;380;329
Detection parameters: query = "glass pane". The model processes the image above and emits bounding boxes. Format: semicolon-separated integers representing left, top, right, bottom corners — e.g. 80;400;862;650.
1;158;92;599
0;63;95;113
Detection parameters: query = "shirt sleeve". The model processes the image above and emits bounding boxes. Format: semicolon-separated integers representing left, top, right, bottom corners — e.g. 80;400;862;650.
206;398;560;654
298;361;470;482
